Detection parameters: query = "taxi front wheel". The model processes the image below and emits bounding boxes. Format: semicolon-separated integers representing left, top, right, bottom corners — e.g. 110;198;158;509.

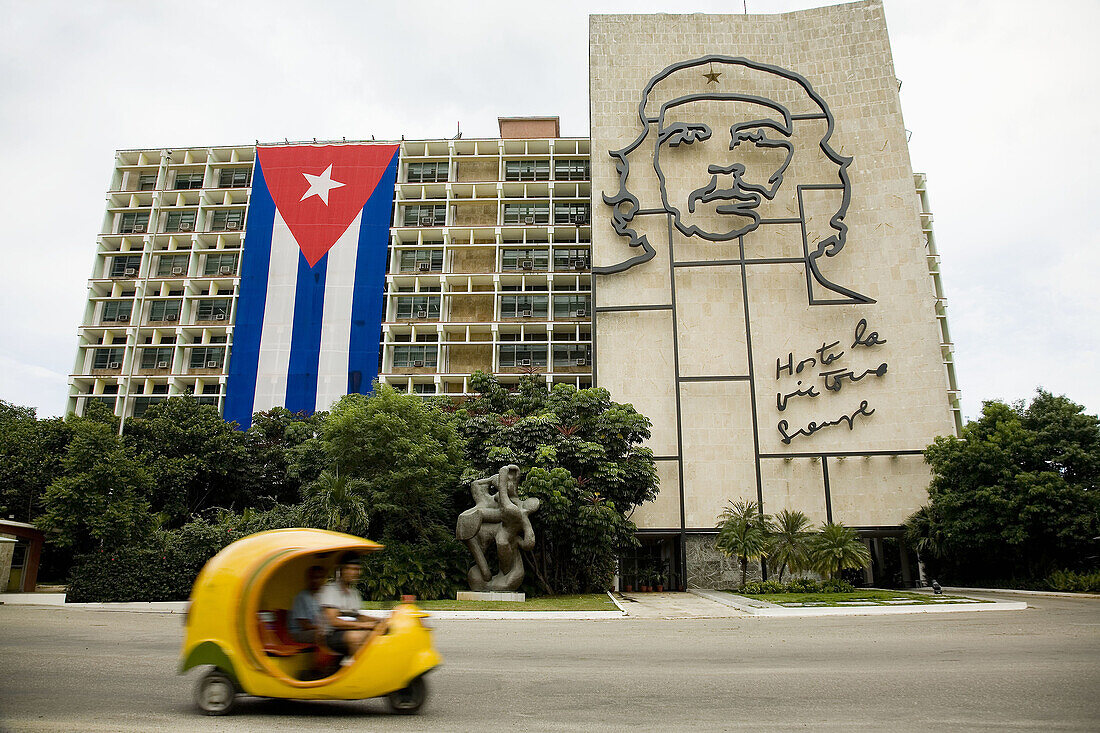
196;669;237;716
387;676;427;715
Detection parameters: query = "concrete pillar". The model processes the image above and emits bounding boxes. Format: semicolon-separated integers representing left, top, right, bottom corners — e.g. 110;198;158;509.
899;541;913;587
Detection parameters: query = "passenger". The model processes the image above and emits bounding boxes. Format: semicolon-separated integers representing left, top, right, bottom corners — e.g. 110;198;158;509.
288;565;326;644
318;552;378;659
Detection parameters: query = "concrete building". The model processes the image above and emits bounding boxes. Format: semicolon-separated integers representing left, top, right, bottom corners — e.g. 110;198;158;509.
67;0;958;586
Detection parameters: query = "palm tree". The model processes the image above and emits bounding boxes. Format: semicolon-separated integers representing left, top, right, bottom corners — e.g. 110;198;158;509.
767;509;813;583
299;469;369;534
809;522;871;580
715;499;772;588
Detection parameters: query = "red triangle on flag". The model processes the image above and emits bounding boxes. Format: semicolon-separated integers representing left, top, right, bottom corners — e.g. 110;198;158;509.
256;144;399;267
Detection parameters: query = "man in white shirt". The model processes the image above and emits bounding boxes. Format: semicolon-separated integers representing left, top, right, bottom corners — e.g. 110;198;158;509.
318;552;378;657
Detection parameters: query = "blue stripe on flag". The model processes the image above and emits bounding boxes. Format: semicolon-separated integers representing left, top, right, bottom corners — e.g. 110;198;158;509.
347;152;399;395
285;251;329;414
224;161;276;429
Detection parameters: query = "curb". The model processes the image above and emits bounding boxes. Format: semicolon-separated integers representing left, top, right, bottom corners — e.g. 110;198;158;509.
936;586;1100;600
690;589;1028;617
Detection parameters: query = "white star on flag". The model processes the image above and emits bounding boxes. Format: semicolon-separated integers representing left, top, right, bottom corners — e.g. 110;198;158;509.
300;164;346;205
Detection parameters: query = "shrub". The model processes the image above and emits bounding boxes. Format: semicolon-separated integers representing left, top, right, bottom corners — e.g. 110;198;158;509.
819;578;856;593
1045;569;1100;593
357;532;468;601
734;578;856;595
786;577;820;593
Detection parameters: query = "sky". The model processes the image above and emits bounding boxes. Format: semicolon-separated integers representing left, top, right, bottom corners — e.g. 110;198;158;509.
0;0;1096;421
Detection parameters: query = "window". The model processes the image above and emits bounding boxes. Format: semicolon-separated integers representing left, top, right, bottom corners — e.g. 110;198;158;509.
211;209;246;232
132;396;166;417
398;249;444;273
407;162;448;183
554;203;590;225
499;344;548;367
156;254;189;277
195;299;231;320
393;345;438;367
148;299;182;322
553;248;590;271
204;252;239;276
553;295;590;319
189;346;226;369
502;248;549;271
554;159;589;181
140;346;174;369
101;300;133;323
110;255;142;277
500;295;548;318
403;204;447;227
164;210;197;233
85;396;117;412
173;172;204;190
91;347;124;369
119;212;149;234
554;344;591;367
395;296;441;319
202;384;220;395
505;160;550;181
502;204;550;225
411;383;437;395
138;174;158;191
218;168;251;188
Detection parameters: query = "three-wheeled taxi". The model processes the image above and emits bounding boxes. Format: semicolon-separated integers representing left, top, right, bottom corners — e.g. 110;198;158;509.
179;528;441;715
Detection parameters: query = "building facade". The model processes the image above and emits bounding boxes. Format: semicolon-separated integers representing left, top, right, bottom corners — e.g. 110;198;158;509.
68;0;958;587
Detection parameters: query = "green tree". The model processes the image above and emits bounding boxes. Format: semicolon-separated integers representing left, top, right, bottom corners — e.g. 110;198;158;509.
38;416;155;554
299;469;369;533
715;499;772;588
905;391;1100;582
809;522;871;580
122;397;251;525
0;400;71;522
454;372;658;594
241;407;327;505
767;509;814;583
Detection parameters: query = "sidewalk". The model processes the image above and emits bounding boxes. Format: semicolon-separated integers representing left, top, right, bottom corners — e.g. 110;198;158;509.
690;589;1028;617
614;591;747;618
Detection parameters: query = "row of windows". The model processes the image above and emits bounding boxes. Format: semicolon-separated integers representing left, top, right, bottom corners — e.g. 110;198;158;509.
89;346;226;370
504;159;589;182
98;298;231;323
393;295;590;319
399;203;591;228
391;344;590;368
109;253;239;278
137;169;252;191
118;209;246;234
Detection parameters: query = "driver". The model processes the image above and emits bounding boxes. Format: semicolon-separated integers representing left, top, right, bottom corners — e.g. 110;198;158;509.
318;552;378;659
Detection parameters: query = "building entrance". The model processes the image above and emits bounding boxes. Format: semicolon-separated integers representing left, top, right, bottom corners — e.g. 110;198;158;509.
619;534;683;592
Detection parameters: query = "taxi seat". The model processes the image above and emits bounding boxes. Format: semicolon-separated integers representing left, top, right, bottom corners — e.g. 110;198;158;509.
257;609;316;657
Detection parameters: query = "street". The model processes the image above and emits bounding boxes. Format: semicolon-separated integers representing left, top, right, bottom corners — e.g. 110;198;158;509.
1;593;1098;732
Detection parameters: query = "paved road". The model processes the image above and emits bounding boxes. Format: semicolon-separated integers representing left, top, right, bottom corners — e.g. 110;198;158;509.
1;593;1097;732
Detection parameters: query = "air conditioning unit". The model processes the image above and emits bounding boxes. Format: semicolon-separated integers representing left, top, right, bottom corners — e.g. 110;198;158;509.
116;314;130;323
157;361;169;369
214;313;226;320
226;220;240;230
575;358;587;366
206;360;219;368
572;259;586;270
521;260;533;270
574;214;587;224
219;265;233;274
412;360;425;368
133;223;146;233
171;266;184;275
524;216;535;225
164;314;179;322
518;359;532;366
573;309;587;317
420;216;434;226
417;262;431;272
521;309;533;318
179;222;193;232
108;361;121;369
413;309;428;319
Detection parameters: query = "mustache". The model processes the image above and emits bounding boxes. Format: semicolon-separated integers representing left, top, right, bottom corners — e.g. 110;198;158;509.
687;177;761;214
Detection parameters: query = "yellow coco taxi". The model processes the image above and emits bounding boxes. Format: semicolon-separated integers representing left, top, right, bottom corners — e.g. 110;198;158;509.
179;528;441;715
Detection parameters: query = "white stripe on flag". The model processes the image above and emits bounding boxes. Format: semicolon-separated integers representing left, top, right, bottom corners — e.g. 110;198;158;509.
315;211;363;412
253;211;300;413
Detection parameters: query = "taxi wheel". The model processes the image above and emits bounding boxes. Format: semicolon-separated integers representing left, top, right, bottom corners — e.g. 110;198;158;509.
196;670;237;716
386;676;427;715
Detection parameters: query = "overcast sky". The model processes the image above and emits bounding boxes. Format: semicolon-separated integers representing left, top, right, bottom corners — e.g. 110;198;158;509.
1;0;1096;421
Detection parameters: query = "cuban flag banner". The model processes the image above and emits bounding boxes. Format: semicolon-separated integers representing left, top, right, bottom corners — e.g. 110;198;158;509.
225;144;400;429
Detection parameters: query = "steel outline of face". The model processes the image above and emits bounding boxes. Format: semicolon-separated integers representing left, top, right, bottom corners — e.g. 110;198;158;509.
654;94;795;242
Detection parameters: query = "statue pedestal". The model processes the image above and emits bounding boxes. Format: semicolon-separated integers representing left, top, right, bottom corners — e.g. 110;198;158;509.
457;591;526;602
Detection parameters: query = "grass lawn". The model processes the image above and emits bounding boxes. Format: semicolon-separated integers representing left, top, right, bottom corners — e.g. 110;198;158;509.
366;593;619;612
735;589;991;607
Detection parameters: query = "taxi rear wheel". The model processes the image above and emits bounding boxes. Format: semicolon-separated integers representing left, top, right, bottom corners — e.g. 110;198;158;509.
386;676;427;715
195;670;237;716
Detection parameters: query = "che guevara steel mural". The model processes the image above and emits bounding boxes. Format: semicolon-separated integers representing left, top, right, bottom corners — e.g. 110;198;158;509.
596;55;891;445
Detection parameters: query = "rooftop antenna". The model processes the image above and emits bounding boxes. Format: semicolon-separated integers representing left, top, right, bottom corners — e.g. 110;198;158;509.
743;1;748;13
454;121;462;140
